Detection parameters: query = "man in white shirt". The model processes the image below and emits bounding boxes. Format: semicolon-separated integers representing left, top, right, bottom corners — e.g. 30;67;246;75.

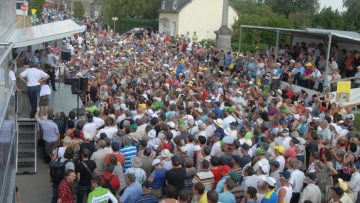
20;62;49;118
289;159;306;203
93;110;105;129
95;118;117;139
83;113;98;141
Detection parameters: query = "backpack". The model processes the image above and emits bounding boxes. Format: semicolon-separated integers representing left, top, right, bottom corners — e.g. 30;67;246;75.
101;175;116;195
49;158;70;185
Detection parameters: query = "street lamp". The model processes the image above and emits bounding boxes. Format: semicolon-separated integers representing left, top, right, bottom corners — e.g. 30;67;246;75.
112;17;118;32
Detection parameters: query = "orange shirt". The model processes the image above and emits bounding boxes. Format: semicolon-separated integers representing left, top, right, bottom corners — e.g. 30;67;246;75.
104;152;125;166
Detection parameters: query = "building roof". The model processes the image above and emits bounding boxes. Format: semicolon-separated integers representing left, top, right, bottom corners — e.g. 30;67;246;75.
159;0;192;13
240;25;360;45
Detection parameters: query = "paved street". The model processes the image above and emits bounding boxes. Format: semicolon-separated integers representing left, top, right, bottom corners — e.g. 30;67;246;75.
16;83;79;203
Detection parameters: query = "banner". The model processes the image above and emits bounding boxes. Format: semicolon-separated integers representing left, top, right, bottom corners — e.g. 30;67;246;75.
336;81;351;102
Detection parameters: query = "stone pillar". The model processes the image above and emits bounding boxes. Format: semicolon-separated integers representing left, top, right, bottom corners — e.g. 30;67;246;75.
215;0;232;50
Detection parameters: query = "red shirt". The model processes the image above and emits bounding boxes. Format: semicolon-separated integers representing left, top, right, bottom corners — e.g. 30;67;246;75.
58;179;74;203
211;166;222;189
100;171;120;191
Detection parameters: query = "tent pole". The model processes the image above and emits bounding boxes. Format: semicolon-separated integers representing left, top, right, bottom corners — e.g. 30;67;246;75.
325;33;332;81
275;29;279;61
238;26;242;53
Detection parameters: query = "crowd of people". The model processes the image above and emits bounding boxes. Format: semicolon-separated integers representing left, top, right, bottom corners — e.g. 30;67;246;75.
16;17;360;203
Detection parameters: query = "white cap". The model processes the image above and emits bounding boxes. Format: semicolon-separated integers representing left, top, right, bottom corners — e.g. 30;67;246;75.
168;121;176;129
148;129;156;139
152;159;161;166
265;177;276;186
259;163;270;174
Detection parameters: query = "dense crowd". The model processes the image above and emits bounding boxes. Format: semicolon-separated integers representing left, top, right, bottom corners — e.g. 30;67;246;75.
17;17;360;203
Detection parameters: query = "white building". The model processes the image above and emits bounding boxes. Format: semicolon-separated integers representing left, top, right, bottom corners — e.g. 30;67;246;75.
158;0;238;40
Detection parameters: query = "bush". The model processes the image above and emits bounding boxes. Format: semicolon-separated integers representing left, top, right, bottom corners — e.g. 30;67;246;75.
198;39;216;48
73;1;85;19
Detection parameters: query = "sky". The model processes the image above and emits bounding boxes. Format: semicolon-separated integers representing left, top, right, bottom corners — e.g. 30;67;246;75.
319;0;346;12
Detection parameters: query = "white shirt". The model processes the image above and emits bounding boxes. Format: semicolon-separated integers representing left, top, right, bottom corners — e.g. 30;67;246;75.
46;53;56;66
289;169;306;193
282;136;292;150
96;126;118;139
348;171;360;192
20;67;49;87
40;84;51;96
9;70;16;83
205;124;216;138
83;122;98;140
210;141;221;156
275;155;286;172
93;117;105;129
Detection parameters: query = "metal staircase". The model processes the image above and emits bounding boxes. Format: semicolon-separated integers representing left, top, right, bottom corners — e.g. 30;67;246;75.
16;118;37;174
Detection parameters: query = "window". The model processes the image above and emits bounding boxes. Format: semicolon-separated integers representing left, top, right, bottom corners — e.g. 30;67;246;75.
161;0;166;10
172;0;177;10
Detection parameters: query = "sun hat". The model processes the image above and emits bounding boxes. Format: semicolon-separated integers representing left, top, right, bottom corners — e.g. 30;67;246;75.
131;156;142;168
214;118;223;127
180;146;188;153
160;149;173;158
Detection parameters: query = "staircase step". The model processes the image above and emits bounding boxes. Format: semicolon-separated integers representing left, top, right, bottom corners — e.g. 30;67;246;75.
18;157;35;163
17;167;36;174
18;148;35;153
18;138;35;144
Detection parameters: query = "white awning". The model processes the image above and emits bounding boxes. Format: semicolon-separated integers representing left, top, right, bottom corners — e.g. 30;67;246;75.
8;20;86;48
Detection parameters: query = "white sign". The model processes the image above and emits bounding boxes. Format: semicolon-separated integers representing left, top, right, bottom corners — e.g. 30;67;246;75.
112;17;118;21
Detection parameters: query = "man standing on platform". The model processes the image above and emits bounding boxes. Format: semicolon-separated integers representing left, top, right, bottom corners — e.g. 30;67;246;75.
20;62;49;118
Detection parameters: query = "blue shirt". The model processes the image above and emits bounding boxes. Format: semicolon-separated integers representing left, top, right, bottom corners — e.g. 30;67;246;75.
135;194;158;203
218;191;236;203
150;168;166;189
120;181;143;203
225;55;233;67
120;145;137;170
261;190;278;203
215;176;229;193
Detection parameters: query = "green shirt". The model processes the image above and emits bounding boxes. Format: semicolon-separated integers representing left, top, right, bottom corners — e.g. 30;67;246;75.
86;105;98;114
87;187;118;203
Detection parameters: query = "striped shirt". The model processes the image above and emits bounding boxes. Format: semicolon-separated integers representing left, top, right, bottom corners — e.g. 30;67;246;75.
87;186;118;203
193;170;214;191
120;145;137;170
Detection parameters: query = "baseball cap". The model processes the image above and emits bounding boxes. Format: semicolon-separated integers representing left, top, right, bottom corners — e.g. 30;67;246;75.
111;142;120;151
269;160;280;169
256;148;265;155
259;163;270;174
264;177;276;187
307;173;317;182
275;145;285;154
280;170;291;180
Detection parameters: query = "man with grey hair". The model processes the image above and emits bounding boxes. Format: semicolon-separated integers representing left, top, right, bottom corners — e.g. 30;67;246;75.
90;140;108;175
120;173;143;203
318;119;331;147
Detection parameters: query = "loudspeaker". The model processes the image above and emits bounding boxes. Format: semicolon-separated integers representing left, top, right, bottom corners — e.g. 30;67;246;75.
70;77;88;94
61;51;71;61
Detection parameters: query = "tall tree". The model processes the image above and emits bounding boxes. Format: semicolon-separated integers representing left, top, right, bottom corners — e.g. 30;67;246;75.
73;1;84;19
311;7;344;30
288;11;312;29
265;0;319;17
343;0;360;31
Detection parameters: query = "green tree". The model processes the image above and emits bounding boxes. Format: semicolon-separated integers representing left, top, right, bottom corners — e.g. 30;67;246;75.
343;0;360;31
102;0;160;28
231;0;289;50
288;11;312;29
29;0;45;18
265;0;319;17
73;1;85;19
311;7;344;30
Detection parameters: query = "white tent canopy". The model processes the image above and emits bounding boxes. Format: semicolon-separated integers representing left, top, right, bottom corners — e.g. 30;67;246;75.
8;20;86;48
